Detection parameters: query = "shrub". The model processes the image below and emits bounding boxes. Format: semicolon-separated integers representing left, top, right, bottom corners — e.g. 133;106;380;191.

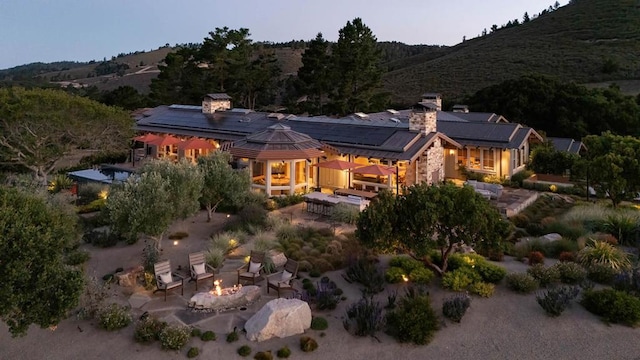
276;346;291;358
190;328;201;338
442;268;480;291
237;345;252;357
510;213;530;228
254;351;274;360
442;294;472;322
187;347;199;358
310;316;329;331
528;251;545;265
134;317;167;343
475;262;507;283
97;303;132;331
239;203;268;228
159;324;191;350
66;250;91;266
469;282;495;297
200;330;216;341
553;262;587;284
385;267;407;283
300;336;318;352
602;214;639;246
577;240;631;272
447;253;486;271
385;288;439;345
388;256;422;272
226;329;239;343
343;257;385;295
612;268;640;296
559;251;576;262
581;289;640;326
587;263;620;284
506;273;539;293
537;286;580;317
544;239;579;257
409;267;435;284
316;285;340;311
344;296;384;337
527;264;560;287
330;202;360;224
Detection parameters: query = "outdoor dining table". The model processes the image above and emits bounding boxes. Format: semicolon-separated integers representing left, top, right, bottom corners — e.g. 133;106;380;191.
333;188;378;200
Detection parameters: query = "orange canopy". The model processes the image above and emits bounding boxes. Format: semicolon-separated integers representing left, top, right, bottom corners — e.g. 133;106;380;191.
177;138;216;150
352;164;397;176
147;134;181;147
133;133;162;143
312;159;360;170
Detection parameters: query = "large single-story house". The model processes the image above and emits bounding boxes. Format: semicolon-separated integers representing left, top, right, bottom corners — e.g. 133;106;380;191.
134;93;545;196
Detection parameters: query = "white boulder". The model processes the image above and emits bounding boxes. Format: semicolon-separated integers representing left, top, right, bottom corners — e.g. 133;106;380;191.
245;298;311;342
542;233;563;243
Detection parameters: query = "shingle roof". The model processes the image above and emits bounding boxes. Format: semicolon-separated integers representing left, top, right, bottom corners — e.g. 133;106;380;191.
547;137;586;154
438;122;541;149
229;124;324;160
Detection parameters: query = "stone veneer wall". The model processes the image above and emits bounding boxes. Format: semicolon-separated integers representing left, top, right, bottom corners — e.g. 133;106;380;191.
417;138;444;184
408;109;437;134
202;99;231;114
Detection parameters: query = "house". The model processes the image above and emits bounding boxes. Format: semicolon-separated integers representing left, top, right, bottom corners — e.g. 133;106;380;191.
134;93;543;195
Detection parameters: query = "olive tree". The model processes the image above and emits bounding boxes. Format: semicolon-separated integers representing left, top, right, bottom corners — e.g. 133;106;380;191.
197;152;251;222
357;183;509;275
0;87;133;184
0;186;83;337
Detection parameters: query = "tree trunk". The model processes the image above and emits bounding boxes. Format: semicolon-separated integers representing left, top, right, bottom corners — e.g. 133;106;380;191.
206;205;213;222
150;232;165;251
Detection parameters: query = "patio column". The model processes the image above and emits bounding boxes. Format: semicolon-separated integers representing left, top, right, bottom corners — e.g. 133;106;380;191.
289;160;295;195
266;160;272;195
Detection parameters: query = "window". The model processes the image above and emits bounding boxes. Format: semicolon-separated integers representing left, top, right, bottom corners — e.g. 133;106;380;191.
457;149;466;167
483;149;494;170
252;161;266;185
469;148;481;169
295;161;306;185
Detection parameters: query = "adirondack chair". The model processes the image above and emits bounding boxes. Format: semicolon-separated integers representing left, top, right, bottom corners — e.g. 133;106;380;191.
153;260;184;301
267;258;299;298
237;251;265;285
189;251;215;291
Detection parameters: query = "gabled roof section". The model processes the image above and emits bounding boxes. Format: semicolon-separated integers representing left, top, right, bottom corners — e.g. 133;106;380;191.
547;137;586;154
437;111;504;123
438;121;541;149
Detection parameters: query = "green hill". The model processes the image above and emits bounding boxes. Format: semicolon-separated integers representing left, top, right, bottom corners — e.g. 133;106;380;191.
383;0;640;104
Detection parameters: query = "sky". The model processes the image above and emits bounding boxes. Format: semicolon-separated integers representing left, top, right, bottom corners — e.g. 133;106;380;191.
0;0;566;70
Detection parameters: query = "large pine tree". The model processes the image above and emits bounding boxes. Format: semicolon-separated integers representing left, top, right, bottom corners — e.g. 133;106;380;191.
297;33;331;115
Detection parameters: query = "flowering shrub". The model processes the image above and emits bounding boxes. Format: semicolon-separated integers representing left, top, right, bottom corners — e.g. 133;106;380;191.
527;264;560;287
442;294;471;322
469;282;495;297
536;286;580;316
528;251;545;265
158;324;191;350
97;303;132;331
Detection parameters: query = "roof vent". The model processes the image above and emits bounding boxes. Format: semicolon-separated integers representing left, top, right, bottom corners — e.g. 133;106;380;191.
169;104;202;111
286;114;297;120
354;112;369;119
268;113;285;120
230;108;253;114
386;109;399;115
389;118;401;123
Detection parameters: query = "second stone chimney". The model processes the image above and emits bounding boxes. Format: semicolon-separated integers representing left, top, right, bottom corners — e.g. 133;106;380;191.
409;103;437;135
202;93;232;114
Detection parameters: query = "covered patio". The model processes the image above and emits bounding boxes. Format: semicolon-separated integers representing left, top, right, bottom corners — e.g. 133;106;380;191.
229;124;324;196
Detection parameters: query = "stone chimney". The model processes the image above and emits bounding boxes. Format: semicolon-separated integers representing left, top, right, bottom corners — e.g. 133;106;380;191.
420;92;442;111
202;93;232;114
409;103;437;135
452;104;469;113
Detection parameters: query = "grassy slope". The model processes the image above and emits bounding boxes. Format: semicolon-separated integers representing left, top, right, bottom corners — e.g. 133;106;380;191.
383;0;640;103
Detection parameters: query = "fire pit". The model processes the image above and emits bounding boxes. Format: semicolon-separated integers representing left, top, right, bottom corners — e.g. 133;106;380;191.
189;280;261;311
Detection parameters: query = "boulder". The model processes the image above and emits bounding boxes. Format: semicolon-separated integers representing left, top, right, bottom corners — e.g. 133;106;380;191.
116;265;144;287
542;233;562;243
245;298;311;342
189;285;261;311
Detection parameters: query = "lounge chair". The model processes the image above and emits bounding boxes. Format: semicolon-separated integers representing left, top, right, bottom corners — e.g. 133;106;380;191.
188;251;215;291
153;260;184;301
237;251;265;285
267;258;299;298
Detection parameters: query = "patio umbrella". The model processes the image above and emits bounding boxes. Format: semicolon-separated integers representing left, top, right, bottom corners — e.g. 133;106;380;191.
177;138;216;151
147;134;182;147
312;159;360;170
352;164;397;176
133;133;162;143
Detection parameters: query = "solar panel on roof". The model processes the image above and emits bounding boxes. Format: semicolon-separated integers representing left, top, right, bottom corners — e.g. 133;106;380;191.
169;104;201;110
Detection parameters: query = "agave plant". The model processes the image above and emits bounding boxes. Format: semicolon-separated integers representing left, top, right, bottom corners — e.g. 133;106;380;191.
577;239;631;271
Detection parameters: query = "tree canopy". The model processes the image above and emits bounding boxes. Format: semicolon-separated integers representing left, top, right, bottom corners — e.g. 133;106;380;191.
150;28;281;109
296;33;331;115
197;151;251;222
465;75;640;138
528;141;580;177
0;186;83;337
0;87;133;183
357;183;510;275
581;132;640;207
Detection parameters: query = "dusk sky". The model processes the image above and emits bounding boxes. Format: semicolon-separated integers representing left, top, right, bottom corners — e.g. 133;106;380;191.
0;0;566;70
